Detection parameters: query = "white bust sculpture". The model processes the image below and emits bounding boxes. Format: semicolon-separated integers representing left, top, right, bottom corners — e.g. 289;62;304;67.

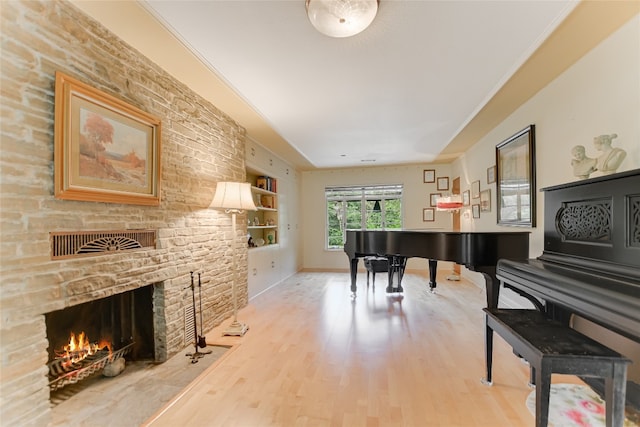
571;145;596;179
593;133;626;175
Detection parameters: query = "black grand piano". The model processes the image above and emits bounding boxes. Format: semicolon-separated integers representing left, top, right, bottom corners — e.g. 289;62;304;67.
344;230;530;309
496;168;640;406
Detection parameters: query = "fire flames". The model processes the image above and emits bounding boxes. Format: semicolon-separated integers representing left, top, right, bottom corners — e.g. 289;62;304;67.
55;332;112;368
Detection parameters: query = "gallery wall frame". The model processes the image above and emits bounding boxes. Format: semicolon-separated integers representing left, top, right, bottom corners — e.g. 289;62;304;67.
472;204;480;219
471;180;480;199
496;124;536;227
462;190;470;206
429;193;441;207
423;169;435;183
54;71;162;206
487;165;496;184
480;189;491;212
437;177;449;191
423;208;435;222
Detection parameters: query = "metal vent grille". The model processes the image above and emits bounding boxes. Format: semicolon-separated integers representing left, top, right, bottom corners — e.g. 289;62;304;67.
184;306;195;346
50;230;156;260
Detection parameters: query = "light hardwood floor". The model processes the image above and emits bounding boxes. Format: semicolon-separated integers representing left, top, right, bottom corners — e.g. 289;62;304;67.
144;271;581;427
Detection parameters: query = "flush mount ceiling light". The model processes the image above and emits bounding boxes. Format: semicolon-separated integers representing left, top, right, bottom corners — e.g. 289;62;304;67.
306;0;379;38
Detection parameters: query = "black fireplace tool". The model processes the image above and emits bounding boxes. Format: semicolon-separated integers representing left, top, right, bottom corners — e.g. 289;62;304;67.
186;271;211;363
197;272;207;349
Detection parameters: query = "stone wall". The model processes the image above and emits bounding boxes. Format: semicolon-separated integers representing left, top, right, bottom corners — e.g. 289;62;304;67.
0;1;250;425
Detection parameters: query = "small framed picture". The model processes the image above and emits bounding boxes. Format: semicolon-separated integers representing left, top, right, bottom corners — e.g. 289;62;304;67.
472;204;480;218
480;189;491;212
437;177;449;191
423;208;435;222
430;193;441;207
423;169;435;183
487;165;496;184
462;190;470;206
471;180;481;199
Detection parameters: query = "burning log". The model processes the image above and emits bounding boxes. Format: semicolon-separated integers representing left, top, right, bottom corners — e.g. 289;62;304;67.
48;331;133;391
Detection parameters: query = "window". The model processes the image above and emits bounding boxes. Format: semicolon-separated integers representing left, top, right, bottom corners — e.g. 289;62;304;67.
326;184;403;250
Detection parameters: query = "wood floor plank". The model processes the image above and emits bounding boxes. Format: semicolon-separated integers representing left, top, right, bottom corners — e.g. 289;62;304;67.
144;271;583;427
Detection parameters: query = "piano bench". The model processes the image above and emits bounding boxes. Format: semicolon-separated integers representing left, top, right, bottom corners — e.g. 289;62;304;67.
363;256;388;287
483;308;630;427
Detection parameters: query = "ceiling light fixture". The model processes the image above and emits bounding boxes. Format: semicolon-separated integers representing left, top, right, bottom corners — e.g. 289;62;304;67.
305;0;379;38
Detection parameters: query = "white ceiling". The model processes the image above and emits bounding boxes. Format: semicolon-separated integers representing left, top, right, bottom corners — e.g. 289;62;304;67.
141;0;577;169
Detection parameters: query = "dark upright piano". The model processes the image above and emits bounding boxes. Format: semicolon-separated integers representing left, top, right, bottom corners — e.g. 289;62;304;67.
344;230;529;309
496;168;640;406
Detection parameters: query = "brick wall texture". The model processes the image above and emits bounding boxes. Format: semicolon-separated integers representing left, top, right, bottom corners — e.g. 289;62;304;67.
0;1;251;424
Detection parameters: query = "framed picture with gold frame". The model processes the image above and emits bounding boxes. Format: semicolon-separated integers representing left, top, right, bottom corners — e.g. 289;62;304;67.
54;72;162;206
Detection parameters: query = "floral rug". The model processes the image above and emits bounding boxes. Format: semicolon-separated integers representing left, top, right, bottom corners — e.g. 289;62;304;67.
526;383;639;427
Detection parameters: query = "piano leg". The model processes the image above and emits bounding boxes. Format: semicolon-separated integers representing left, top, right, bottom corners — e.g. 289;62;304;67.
386;256;406;293
349;257;359;295
471;267;500;309
482;313;494;386
428;259;437;293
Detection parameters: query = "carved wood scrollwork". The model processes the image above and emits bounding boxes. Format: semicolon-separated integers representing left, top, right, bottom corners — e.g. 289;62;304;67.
556;199;611;242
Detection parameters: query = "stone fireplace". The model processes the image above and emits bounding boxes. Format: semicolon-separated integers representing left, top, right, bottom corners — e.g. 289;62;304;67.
45;284;158;397
1;1;248;425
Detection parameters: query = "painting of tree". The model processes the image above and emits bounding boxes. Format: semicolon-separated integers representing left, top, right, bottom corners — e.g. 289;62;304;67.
54;71;161;205
78;110;148;185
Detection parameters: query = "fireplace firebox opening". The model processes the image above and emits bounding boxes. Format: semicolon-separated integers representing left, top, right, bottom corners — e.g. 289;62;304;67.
45;284;156;396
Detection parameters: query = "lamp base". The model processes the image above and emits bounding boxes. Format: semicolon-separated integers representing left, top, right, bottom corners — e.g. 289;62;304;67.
222;320;249;336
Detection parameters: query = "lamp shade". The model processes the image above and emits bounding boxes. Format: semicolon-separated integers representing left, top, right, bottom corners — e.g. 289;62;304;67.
306;0;378;38
436;194;463;211
210;182;257;211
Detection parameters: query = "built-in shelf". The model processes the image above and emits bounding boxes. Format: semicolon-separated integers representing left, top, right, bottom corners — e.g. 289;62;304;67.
246;171;278;247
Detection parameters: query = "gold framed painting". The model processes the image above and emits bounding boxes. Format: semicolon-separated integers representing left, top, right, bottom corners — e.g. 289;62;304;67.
54;72;162;206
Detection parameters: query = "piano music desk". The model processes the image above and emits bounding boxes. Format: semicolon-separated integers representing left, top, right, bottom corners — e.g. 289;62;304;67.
483;308;630;427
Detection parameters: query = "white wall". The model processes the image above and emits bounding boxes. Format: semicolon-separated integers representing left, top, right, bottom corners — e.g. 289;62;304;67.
452;15;640;379
300;15;639;276
301;164;452;272
452;14;639;262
